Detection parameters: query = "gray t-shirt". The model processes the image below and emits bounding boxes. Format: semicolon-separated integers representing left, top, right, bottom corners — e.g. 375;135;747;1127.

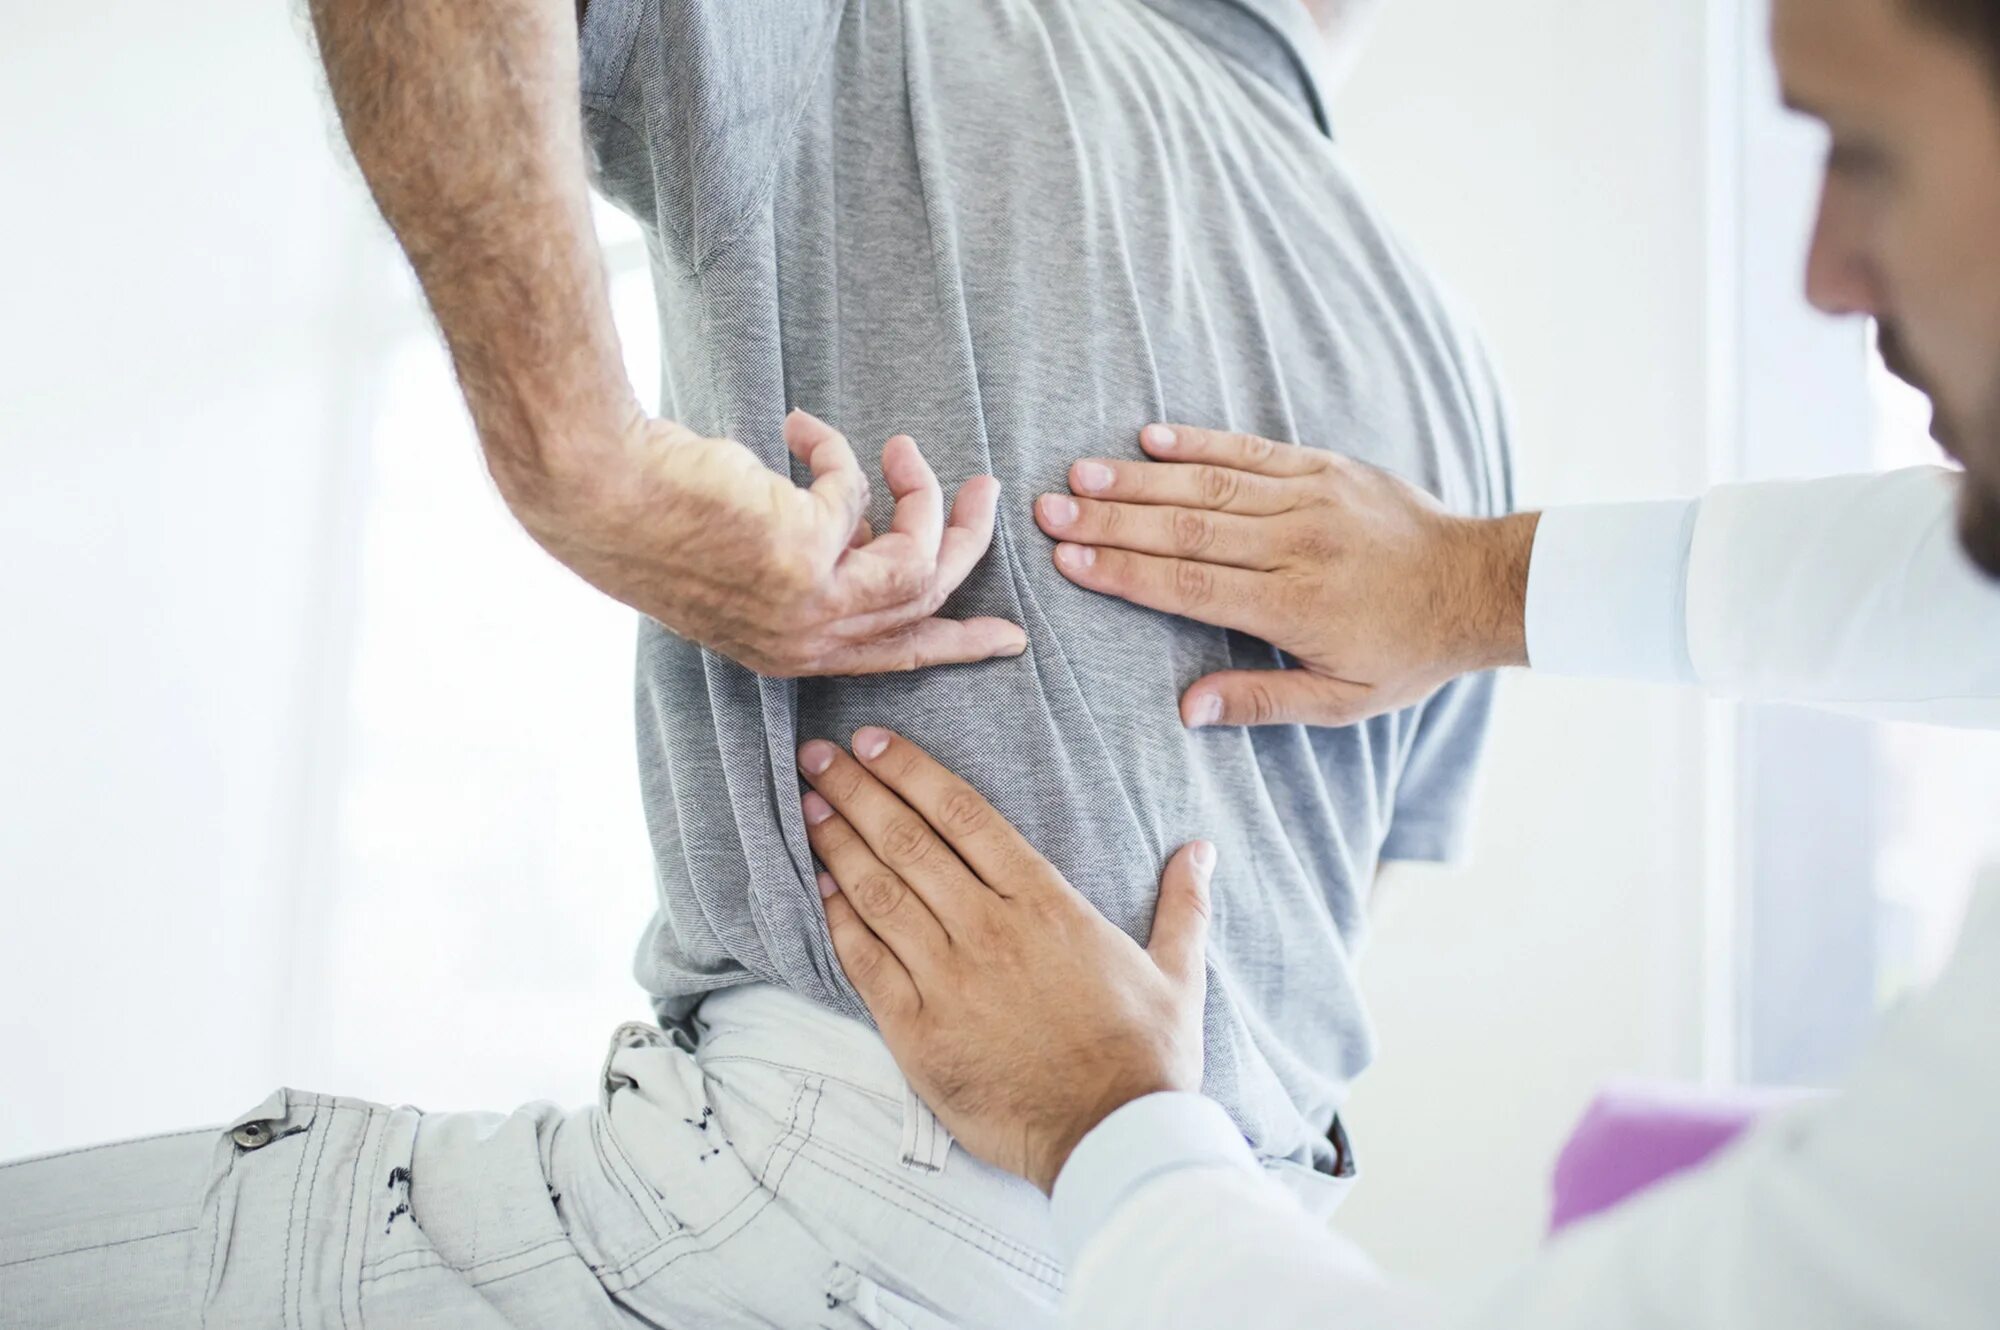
578;0;1513;1173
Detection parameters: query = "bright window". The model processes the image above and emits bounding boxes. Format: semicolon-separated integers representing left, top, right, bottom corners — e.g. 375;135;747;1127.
280;214;667;1110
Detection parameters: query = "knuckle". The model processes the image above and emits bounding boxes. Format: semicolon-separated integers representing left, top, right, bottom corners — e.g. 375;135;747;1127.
842;937;890;989
852;869;907;919
1288;523;1338;566
1242;680;1278;724
936;786;991;839
1196;466;1240;507
1172;558;1216;606
1170;507;1216;556
880;815;933;864
884;562;929;603
1237;432;1276;465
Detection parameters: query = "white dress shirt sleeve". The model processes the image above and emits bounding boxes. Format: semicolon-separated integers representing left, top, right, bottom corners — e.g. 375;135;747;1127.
1061;872;2000;1330
1525;468;2000;728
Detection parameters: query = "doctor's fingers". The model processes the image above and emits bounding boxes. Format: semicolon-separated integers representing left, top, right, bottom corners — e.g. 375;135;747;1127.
802;789;952;974
799;739;990;935
1051;542;1288;637
1035;493;1282;570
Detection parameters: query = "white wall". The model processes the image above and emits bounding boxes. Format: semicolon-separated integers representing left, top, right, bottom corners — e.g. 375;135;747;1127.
0;0;384;1151
1;0;1736;1292
1330;0;1729;1290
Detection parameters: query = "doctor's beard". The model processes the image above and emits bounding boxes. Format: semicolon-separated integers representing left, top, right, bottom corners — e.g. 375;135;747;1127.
1878;321;2000;579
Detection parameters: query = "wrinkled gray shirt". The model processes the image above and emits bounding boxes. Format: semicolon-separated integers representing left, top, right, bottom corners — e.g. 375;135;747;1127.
579;0;1514;1173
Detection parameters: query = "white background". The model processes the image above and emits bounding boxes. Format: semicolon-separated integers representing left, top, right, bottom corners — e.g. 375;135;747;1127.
0;0;1901;1295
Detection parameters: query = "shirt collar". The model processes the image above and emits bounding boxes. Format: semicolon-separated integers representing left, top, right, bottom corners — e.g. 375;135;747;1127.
1139;0;1334;137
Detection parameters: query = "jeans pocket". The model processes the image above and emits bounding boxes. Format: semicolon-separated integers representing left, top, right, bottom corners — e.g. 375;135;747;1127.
831;1265;964;1330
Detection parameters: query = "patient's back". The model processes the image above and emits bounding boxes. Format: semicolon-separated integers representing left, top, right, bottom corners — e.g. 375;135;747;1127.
581;0;1512;1172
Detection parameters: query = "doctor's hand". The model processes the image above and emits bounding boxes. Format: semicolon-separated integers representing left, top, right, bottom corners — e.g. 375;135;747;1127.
505;409;1027;678
795;727;1214;1195
1036;424;1541;727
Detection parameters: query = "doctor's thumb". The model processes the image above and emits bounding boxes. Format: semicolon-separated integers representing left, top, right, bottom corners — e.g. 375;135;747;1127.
1181;670;1366;730
1146;840;1216;991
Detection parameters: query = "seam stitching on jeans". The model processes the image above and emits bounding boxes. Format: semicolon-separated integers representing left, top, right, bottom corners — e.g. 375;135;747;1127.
589;1077;820;1290
280;1096;315;1330
0;1225;196;1270
791;1132;1056;1273
791;1150;1060;1289
363;1234;574;1281
337;1108;378;1330
295;1094;337;1318
202;1145;227;1330
357;1236;577;1286
697;1054;901;1108
594;1110;668;1242
356;1106;394;1330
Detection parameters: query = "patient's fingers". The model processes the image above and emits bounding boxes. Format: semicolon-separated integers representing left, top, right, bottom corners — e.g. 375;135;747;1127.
789;410;871;559
1067;457;1294;515
820;887;920;1023
817;616;1028;675
931;475;1004;597
1035;494;1278;570
800;740;987;932
880;434;947;563
845;727;1054;898
825;476;1014;645
799;781;951;971
1137;423;1328;478
1051;543;1273;636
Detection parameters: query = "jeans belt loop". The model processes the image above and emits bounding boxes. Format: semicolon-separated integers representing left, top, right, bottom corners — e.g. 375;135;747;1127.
897;1084;952;1173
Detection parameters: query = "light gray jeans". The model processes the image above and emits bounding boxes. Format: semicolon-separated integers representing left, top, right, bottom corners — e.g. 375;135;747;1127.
0;985;1065;1329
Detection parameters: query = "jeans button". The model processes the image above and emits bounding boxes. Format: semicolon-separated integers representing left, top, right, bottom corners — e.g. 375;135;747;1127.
232;1121;274;1149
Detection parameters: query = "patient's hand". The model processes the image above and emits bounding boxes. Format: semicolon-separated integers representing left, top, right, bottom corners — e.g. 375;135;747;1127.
1035;424;1540;726
796;727;1214;1194
515;410;1028;676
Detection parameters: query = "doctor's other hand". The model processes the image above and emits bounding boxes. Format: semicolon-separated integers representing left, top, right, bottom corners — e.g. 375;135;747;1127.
795;728;1213;1195
501;408;1027;678
1036;423;1541;727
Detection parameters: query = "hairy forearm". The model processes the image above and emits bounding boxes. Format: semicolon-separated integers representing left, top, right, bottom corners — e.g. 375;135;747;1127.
1437;510;1537;673
308;0;636;501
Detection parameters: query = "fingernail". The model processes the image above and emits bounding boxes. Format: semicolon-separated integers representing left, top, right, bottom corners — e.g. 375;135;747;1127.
1191;841;1218;878
853;727;891;760
1074;461;1114;493
798;741;836;775
1188;693;1222;727
1056;543;1096;570
1142;424;1176;451
817;871;840;899
1039;494;1079;526
803;792;834;826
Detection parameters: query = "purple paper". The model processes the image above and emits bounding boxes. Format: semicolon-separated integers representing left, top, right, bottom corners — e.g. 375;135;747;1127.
1550;1081;1816;1234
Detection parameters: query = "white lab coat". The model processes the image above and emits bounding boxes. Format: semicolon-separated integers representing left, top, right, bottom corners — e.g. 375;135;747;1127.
1057;467;2000;1330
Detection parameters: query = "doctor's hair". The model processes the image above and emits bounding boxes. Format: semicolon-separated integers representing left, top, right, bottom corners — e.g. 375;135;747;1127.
1909;0;2000;77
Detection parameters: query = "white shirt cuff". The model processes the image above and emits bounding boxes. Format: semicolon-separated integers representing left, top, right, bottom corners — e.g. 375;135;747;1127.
1525;498;1701;684
1050;1092;1259;1265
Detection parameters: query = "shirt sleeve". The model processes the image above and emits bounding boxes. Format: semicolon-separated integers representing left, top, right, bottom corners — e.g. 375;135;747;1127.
1523;469;2000;728
1379;670;1495;865
578;0;842;269
1524;498;1700;684
1063;873;2000;1330
1057;1097;1437;1330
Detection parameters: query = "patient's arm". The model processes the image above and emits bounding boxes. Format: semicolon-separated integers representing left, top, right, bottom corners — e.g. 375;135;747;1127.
306;0;1023;676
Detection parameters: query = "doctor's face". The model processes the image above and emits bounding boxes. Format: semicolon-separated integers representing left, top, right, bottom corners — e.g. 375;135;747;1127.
1776;0;2000;575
